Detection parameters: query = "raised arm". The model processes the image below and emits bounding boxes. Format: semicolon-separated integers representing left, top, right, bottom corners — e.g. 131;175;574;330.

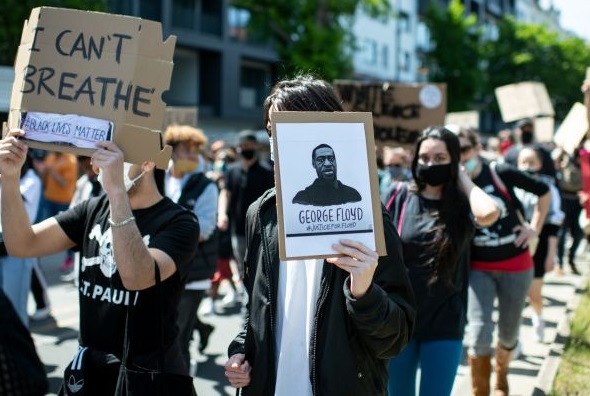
0;130;75;257
91;141;194;291
458;168;500;227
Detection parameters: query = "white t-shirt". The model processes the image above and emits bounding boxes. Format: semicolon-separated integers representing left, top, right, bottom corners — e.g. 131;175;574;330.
274;259;323;396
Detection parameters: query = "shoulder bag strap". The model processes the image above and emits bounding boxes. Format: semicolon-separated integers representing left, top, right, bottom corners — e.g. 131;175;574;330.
121;262;165;371
384;182;409;233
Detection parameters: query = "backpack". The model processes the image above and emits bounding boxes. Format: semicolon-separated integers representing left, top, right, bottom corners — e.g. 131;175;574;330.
560;154;582;193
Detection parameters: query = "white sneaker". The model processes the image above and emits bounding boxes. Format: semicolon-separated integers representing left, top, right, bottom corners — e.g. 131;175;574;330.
221;290;238;307
512;340;522;360
532;315;545;343
200;297;215;316
30;307;51;321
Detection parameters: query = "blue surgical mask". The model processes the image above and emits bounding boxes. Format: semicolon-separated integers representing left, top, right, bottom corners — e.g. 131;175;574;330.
464;157;478;173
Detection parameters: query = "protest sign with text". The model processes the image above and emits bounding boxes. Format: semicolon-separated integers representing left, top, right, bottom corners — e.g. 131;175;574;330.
7;7;176;168
333;81;447;147
495;82;554;123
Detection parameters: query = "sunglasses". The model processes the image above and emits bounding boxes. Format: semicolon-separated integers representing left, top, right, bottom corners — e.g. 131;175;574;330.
460;146;473;154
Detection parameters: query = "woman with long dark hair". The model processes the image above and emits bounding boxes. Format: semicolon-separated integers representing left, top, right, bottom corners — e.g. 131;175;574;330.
383;126;499;396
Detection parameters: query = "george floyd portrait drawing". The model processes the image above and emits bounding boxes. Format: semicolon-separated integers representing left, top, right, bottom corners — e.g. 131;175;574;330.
292;143;362;206
272;111;385;260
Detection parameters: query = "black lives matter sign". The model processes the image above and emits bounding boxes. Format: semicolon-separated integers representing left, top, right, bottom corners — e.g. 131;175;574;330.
8;7;176;168
334;81;447;146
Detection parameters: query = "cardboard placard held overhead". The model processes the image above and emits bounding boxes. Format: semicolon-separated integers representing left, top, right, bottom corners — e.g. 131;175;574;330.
272;112;385;261
6;7;176;169
554;103;588;154
162;106;199;129
495;82;554;123
333;81;447;147
533;117;554;143
445;111;480;129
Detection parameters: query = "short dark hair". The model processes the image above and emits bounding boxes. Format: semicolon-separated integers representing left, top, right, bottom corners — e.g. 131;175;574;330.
263;74;343;136
516;118;533;129
311;143;334;162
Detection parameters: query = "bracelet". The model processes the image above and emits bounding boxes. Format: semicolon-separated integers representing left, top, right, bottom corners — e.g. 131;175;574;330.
108;216;136;227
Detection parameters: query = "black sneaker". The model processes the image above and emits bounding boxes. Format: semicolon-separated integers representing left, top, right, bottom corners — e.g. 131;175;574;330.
198;324;214;353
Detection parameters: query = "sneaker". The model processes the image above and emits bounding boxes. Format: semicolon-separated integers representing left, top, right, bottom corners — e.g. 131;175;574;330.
512;340;522;360
30;307;51;321
200;297;215;316
532;315;545;342
221;290;238;307
569;261;580;275
553;267;564;276
198;324;215;353
60;256;74;272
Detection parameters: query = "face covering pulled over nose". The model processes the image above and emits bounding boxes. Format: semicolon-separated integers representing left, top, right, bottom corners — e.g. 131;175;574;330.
97;162;145;192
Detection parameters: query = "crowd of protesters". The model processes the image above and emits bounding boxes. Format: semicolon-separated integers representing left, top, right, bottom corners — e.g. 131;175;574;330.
0;74;589;396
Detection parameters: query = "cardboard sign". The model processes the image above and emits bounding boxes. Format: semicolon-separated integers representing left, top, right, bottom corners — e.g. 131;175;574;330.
163;106;199;129
445;111;479;129
533;116;554;143
272;112;385;260
554;103;588;154
495;82;555;123
6;7;176;169
333;81;447;146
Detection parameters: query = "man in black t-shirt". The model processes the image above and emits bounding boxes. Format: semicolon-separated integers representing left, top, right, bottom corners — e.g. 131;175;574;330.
0;129;200;395
292;144;361;206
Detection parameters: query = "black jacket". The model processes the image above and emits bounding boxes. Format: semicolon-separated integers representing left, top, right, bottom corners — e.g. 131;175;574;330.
228;189;416;396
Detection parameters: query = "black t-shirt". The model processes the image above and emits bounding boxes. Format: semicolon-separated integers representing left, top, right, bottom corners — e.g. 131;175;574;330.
385;184;474;340
292;178;362;206
471;162;549;263
55;195;199;369
224;160;274;236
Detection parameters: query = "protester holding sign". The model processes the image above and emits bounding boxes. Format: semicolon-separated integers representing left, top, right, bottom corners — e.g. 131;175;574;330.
383;126;499;396
0;129;199;395
224;75;416;395
455;128;550;396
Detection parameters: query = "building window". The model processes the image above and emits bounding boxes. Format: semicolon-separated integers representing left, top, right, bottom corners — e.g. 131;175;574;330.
229;6;251;42
401;51;411;72
172;0;197;29
359;38;378;66
240;63;271;109
398;11;411;33
381;45;389;68
139;0;161;20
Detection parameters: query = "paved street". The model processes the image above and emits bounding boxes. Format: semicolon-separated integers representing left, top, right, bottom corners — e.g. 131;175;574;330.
29;252;242;396
30;244;588;396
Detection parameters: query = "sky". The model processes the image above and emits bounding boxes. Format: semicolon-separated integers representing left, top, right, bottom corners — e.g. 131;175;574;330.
550;0;590;41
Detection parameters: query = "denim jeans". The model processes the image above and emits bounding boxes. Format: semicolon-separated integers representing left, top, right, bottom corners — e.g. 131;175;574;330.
0;256;35;327
389;339;463;396
465;268;533;357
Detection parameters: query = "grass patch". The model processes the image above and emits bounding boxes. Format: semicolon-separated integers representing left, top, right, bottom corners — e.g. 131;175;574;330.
551;279;590;396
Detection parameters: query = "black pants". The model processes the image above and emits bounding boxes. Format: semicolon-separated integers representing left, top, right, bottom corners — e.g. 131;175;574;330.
31;258;50;310
557;195;583;267
176;289;207;369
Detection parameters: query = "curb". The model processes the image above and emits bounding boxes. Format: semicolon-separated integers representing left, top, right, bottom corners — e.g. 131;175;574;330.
532;273;589;395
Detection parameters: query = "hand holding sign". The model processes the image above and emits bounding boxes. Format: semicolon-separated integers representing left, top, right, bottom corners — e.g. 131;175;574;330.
327;239;379;298
0;129;28;179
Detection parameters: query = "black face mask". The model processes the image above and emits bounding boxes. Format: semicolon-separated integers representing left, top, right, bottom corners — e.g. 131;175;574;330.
416;163;452;186
241;149;256;160
521;132;534;144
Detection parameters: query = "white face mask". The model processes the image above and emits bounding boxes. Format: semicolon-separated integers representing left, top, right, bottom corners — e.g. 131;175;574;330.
97;162;145;192
269;137;274;162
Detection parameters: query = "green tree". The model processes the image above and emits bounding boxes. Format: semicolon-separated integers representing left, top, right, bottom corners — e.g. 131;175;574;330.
0;0;106;66
423;0;484;112
483;17;590;119
231;0;391;81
